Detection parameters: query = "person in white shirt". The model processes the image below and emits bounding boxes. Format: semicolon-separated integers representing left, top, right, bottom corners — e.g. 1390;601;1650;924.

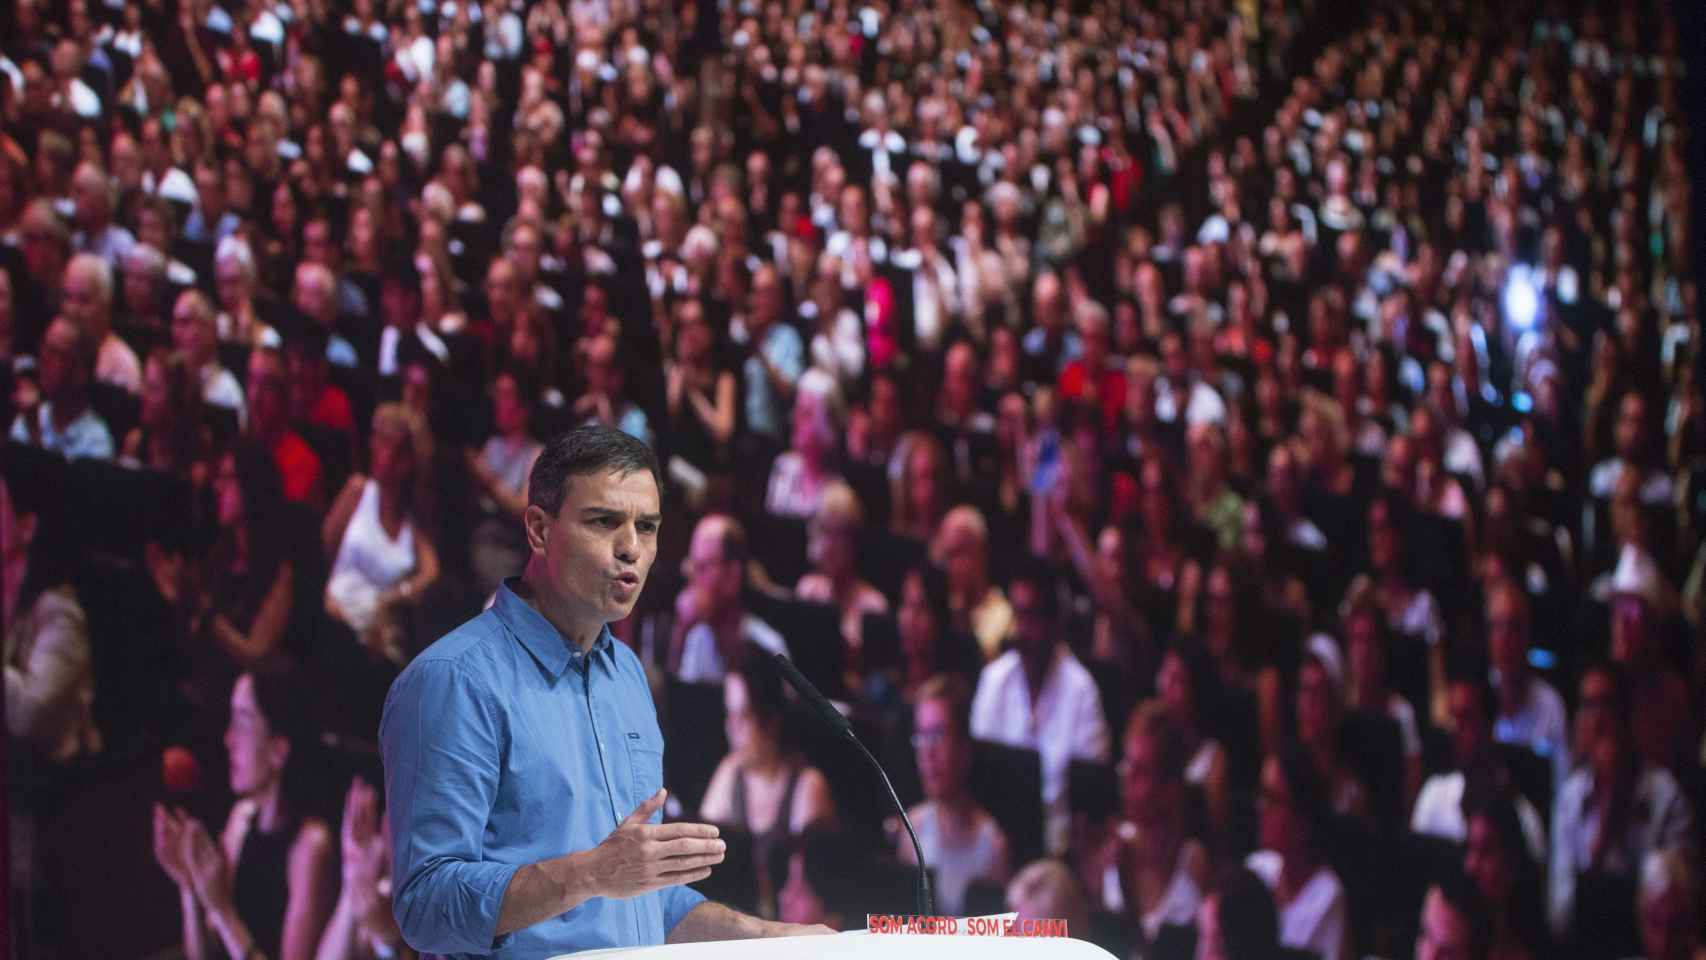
669;514;787;684
1246;745;1350;960
61;252;140;394
1102;701;1207;944
170;290;246;426
897;674;1010;915
1485;580;1570;787
969;562;1108;855
1549;662;1694;945
69;162;134;264
1413;675;1548;861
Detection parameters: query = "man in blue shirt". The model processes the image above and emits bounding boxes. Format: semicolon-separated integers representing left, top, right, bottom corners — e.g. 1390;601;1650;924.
381;425;832;956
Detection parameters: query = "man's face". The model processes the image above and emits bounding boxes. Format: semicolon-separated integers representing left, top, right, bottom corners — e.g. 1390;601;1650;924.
1415;889;1473;960
685;520;739;612
1008;580;1050;660
529;469;660;627
1487;589;1528;677
1576;670;1623;774
172;298;214;364
38;319;82;398
1448;682;1489;768
60;264;104;333
1614;393;1646;459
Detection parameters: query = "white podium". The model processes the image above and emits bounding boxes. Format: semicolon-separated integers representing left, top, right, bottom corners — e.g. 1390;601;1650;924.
551;929;1118;959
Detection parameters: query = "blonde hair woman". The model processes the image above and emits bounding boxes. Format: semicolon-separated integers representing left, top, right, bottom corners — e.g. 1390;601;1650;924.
322;404;440;662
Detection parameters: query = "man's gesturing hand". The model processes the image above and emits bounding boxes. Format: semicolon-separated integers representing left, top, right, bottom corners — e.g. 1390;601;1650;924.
590;789;725;899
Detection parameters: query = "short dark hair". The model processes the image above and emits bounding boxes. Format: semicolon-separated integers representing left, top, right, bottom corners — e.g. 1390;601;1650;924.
1005;557;1059;620
527;424;661;517
1212;866;1279;958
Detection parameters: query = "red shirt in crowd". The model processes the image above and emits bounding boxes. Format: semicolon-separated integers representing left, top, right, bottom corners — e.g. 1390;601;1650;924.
272;430;325;505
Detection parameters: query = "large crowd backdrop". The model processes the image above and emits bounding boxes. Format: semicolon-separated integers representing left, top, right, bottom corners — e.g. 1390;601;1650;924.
1;0;1704;958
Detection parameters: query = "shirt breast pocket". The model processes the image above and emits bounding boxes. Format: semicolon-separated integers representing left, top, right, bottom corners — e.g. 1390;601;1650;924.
624;731;665;815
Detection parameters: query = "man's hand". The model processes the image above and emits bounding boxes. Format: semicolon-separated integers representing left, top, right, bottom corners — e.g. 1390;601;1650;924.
762;922;837;937
587;789;725;900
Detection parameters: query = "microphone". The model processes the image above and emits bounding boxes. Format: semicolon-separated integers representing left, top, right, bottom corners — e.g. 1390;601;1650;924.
771;652;936;917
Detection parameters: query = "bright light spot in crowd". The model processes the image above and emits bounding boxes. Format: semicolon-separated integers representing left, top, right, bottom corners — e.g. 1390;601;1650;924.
1503;267;1541;330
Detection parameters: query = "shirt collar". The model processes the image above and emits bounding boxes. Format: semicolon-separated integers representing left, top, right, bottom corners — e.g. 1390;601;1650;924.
493;578;613;679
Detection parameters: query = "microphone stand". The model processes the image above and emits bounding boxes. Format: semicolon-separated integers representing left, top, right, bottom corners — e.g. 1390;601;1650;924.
771;653;936;917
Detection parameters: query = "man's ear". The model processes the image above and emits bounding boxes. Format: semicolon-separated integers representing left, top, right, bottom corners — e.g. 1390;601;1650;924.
523;504;551;554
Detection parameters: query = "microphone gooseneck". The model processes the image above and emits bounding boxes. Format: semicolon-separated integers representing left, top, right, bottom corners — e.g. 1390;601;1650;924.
771;653;936;917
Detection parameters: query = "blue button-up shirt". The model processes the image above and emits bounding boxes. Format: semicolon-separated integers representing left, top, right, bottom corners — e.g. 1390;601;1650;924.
381;580;705;958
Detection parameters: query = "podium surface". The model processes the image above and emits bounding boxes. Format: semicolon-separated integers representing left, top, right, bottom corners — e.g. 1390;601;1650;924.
551;930;1118;959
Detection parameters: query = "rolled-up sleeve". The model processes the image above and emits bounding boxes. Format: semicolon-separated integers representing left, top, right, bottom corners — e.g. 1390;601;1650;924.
661;883;707;934
381;658;521;955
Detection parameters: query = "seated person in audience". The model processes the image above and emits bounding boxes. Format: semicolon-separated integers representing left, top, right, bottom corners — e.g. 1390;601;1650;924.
374;257;450;379
700;652;835;916
1102;701;1207;945
1413;674;1546;859
890;431;954;544
1484;579;1570;789
245;346;325;507
118;243;171;335
2;475;101;766
1603;548;1695;775
122;348;213;483
286;326;356;438
1415;866;1491;960
213;236;278;349
172;289;246;425
1246;744;1350;960
1155;645;1232;829
151;663;336;960
1463;788;1549;960
898;674;1010;916
795;481;887;683
1343;493;1447;724
1631;848;1702;960
970;561;1109;856
148;444;297;708
573;333;651;446
663;297;739;498
1343;595;1423;805
884;562;983;703
291;261;360;369
1194;866;1282;960
62;252;142;395
9;315;114;459
1549;661;1694;945
314;778;413;960
1295;646;1370;818
766;368;843;519
466;366;543;600
669;513;788;683
933;504;1013;661
323;404;440;664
